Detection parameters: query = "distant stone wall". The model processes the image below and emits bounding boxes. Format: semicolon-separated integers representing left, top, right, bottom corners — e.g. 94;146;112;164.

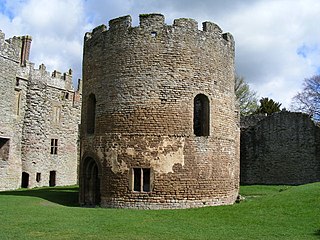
20;66;81;188
241;111;320;185
0;30;81;191
0;31;24;190
80;14;239;209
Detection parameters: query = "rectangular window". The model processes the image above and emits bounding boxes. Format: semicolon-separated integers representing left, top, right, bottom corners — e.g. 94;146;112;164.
132;168;151;192
50;139;58;155
36;173;41;182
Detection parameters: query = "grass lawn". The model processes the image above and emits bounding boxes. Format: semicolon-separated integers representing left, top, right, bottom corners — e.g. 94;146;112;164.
0;183;319;240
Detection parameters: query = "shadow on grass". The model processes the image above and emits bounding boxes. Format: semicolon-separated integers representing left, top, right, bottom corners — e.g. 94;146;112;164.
314;229;320;238
0;186;79;207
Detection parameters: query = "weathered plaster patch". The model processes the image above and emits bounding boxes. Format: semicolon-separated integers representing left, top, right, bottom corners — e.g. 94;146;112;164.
108;149;128;174
126;147;136;156
149;137;185;173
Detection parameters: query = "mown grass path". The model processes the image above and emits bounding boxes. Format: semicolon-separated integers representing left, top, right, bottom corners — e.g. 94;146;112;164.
0;183;319;239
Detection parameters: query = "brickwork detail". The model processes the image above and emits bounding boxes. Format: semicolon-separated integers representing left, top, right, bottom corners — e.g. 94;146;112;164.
0;30;81;191
241;111;320;185
80;14;239;209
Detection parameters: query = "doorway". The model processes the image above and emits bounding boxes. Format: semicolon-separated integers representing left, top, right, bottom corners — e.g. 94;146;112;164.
49;171;56;187
21;172;29;188
82;157;100;206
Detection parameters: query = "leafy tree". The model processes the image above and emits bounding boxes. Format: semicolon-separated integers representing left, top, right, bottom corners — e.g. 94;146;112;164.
291;75;320;121
255;97;282;115
234;75;258;116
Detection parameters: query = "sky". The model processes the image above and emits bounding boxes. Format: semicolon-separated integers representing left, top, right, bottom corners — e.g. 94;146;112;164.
1;0;320;108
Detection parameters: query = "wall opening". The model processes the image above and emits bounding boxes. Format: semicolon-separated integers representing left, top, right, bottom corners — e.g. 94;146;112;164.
49;171;56;187
50;139;58;154
82;157;100;206
133;168;151;192
0;138;10;161
194;94;210;136
87;94;96;134
21;172;29;188
36;172;41;182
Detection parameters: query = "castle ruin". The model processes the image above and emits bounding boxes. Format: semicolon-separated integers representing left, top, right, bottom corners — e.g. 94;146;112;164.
80;14;239;209
0;31;81;191
241;111;320;185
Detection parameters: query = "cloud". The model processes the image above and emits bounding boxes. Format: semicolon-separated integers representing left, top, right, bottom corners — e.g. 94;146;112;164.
1;0;320;108
219;0;320;107
0;0;91;83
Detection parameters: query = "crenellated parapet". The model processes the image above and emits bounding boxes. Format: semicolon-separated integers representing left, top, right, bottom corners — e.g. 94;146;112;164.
38;65;74;91
84;13;234;50
0;30;23;64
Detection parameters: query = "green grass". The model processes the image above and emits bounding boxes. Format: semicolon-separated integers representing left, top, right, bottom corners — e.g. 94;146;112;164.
0;183;319;240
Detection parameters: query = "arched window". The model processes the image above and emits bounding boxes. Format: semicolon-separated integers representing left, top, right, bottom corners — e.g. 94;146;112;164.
194;94;210;136
87;94;96;134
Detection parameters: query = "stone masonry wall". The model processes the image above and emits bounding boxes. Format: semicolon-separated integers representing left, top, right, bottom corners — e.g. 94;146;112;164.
80;14;239;209
0;30;81;191
0;31;23;190
241;111;320;185
20;65;81;188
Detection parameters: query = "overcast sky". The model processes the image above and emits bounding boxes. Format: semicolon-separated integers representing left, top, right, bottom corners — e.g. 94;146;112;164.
1;0;320;108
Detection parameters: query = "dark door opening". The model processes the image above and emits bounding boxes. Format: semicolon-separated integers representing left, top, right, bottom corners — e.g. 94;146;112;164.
49;171;56;187
82;157;100;206
21;172;29;188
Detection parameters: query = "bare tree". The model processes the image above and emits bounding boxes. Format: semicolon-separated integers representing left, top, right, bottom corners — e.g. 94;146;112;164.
234;75;258;116
291;75;320;121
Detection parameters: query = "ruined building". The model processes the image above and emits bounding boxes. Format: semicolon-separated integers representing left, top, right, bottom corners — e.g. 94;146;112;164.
241;111;320;185
80;14;239;209
0;31;81;191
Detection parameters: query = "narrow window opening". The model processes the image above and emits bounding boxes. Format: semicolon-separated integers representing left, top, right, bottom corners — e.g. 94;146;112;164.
143;168;151;192
194;94;210;136
36;172;41;182
65;92;69;99
87;94;96;134
50;139;58;155
133;168;141;192
133;168;151;192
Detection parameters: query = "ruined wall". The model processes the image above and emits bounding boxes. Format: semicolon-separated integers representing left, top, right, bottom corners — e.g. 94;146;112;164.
20;65;81;188
241;111;320;185
0;31;24;190
80;14;239;209
0;30;81;191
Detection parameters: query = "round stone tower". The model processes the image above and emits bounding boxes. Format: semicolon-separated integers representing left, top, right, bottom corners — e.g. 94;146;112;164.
80;14;239;209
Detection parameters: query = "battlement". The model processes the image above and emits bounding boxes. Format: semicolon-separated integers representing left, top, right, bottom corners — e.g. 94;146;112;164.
0;31;23;63
84;13;234;45
33;63;74;91
49;67;73;90
139;13;165;29
109;15;132;31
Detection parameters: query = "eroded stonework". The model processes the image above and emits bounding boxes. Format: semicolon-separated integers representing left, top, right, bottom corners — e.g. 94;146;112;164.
241;111;320;185
0;30;81;191
80;14;239;209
